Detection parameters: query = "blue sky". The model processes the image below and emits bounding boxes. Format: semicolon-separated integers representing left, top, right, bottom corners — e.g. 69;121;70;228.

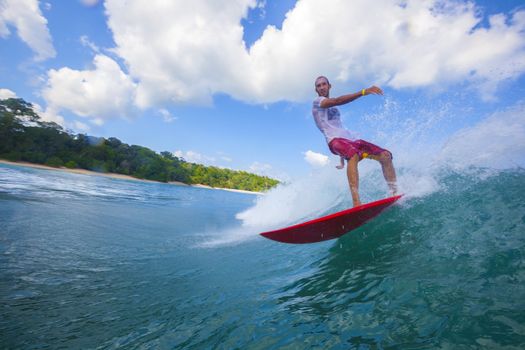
1;0;524;180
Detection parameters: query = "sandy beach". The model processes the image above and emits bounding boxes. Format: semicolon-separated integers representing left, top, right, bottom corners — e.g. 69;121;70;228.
0;159;263;195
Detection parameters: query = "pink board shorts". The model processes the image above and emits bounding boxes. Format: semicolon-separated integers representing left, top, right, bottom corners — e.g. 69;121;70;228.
328;138;391;160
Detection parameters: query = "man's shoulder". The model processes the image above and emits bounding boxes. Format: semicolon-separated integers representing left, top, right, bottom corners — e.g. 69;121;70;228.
313;96;326;107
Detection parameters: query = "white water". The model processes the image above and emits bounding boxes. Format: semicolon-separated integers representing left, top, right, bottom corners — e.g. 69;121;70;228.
201;100;525;247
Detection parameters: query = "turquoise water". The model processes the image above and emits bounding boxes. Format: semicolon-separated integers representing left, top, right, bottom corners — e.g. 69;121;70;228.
1;163;524;349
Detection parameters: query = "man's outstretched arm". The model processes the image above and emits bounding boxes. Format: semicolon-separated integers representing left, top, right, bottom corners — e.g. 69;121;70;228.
320;86;383;108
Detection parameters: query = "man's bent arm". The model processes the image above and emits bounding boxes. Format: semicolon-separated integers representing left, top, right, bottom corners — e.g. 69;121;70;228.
320;86;383;108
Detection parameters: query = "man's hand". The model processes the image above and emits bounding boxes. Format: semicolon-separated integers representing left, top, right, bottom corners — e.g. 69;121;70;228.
365;86;383;96
336;157;345;169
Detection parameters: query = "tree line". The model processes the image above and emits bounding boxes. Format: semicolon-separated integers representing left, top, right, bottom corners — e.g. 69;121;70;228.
0;98;279;192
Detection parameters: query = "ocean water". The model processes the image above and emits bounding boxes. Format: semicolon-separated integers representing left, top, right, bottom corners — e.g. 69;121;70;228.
2;102;525;349
1;161;524;349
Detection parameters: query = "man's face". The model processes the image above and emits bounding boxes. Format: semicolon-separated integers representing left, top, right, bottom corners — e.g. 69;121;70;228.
315;78;330;97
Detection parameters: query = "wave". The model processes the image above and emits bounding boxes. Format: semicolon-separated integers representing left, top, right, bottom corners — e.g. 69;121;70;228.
266;168;524;347
202;100;525;247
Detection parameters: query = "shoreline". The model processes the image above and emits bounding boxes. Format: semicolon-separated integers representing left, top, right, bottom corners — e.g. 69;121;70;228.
0;159;263;195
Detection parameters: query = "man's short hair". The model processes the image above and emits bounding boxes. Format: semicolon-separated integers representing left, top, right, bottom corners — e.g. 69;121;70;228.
315;76;330;86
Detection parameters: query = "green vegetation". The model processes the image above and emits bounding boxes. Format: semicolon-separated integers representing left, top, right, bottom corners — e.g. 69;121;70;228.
0;98;279;192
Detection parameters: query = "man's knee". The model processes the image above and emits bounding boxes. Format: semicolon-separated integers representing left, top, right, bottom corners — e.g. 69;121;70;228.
379;151;392;163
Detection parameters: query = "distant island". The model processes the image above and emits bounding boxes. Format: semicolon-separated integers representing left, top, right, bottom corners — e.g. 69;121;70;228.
0;98;279;192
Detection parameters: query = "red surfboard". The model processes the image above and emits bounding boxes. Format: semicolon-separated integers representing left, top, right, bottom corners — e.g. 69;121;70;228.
260;195;402;244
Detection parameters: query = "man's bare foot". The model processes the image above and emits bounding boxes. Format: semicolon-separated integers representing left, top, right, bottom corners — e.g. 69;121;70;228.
388;182;398;196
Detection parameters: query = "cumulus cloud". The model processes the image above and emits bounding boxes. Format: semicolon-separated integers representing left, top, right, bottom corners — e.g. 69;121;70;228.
0;88;17;99
31;102;65;126
42;54;137;123
40;0;525;120
250;0;525;100
98;0;525;108
304;150;329;167
105;0;256;108
0;0;56;61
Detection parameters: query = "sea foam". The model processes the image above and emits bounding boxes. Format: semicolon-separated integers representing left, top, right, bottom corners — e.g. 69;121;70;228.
203;100;525;247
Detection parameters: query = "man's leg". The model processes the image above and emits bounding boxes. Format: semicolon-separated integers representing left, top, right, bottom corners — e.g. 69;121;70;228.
370;151;397;195
347;154;361;207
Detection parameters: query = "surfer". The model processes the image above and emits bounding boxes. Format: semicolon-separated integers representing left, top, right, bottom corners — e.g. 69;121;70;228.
312;76;397;207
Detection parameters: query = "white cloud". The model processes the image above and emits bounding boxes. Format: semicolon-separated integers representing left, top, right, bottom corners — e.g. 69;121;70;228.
0;0;56;61
256;0;267;19
97;0;525;108
4;98;86;132
174;149;235;166
249;161;273;175
105;0;257;108
73;120;90;132
37;1;525;121
158;108;177;123
80;0;100;7
304;150;329;167
91;118;104;126
80;35;100;53
248;161;291;181
174;150;215;164
0;88;16;99
1;89;92;133
31;102;65;126
42;54;137;124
